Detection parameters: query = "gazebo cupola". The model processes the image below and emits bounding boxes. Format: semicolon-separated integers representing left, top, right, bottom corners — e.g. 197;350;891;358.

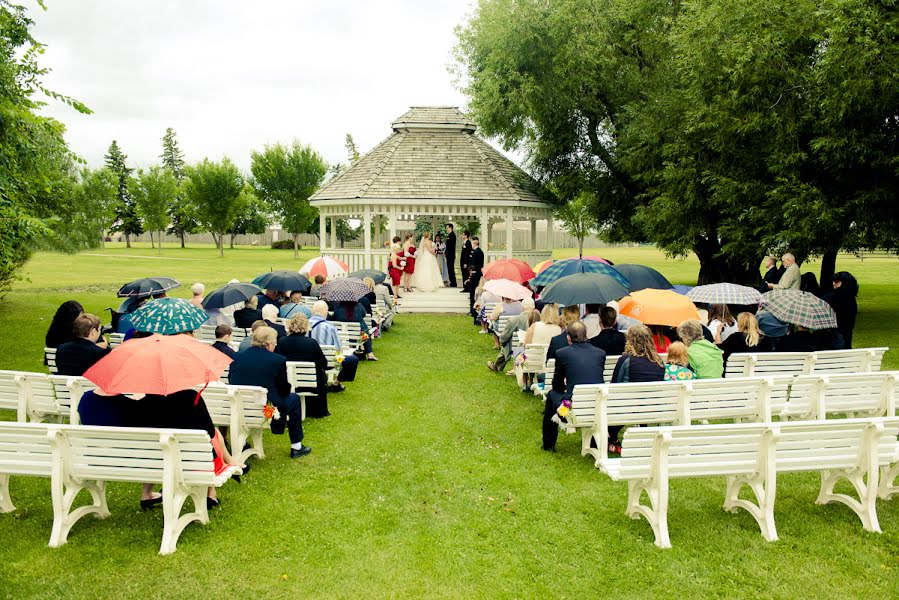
309;106;555;271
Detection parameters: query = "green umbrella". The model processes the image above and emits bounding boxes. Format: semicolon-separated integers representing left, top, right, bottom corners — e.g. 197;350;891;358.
129;297;208;334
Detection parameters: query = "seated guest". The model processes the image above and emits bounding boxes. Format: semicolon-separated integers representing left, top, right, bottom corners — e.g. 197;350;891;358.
608;324;666;452
229;327;311;458
275;315;329;418
45;300;84;350
546;306;582;362
371;277;396;329
663;342;695;381
582;304;602;339
523;303;562;346
212;324;235;358
234;296;263;328
331;300;377;361
590;306;626;356
606;300;640;332
488;298;537;373
116;298;147;335
822;271;859;349
778;326;844;352
56;313;111;376
756;310;789;350
360;277;377;316
189;283;205;308
256;288;280;310
708;304;737;342
238;320;268;352
650;325;671;354
718;312;768;365
309;274;326;298
543;322;606;452
261;304;287;339
677;320;724;379
309;300;359;383
279;291;311;320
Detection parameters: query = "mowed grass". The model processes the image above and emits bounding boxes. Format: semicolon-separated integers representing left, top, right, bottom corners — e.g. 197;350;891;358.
0;244;896;598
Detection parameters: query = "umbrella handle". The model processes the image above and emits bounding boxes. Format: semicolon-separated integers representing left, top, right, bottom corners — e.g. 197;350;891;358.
195;381;209;406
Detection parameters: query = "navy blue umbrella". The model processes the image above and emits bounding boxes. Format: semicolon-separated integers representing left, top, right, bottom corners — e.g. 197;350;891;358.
252;271;311;293
532;258;630;288
348;269;387;284
612;264;672;292
117;277;180;298
539;273;630;306
202;282;262;309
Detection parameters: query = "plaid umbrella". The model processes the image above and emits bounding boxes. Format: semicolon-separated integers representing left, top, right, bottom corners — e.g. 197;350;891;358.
117;277;180;298
760;289;838;330
613;264;672;292
252;271;311;292
688;283;762;305
202;282;262;309
129;297;209;334
348;269;387;284
532;258;630;288
320;277;370;302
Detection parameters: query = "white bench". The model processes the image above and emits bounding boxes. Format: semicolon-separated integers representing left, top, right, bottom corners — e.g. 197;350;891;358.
47;375;98;424
724;348;887;378
108;333;125;348
286;361;319;420
196;383;268;463
334;322;362;349
781;372;898;420
609;417;899;548
196;324;217;343
0;422;240;555
0;370;64;423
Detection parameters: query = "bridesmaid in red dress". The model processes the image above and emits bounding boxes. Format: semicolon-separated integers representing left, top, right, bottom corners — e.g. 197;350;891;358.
402;233;416;292
388;240;404;293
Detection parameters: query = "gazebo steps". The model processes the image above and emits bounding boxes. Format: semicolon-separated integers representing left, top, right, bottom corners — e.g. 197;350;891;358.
395;287;471;314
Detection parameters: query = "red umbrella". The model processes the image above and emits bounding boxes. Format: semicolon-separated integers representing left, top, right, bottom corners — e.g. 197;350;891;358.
482;258;536;284
83;334;232;396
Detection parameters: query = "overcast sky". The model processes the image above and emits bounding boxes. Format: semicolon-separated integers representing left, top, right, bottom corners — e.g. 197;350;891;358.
29;0;479;172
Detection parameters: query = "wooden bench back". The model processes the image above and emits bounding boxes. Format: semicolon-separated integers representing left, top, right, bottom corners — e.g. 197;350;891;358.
521;344;548;374
784;372;898;420
108;333;125;348
725;348;888;378
0;421;53;477
286;361;318;394
44;348;59;374
335;322;362;348
773;418;899;473
48;375;98;425
0;370;22;413
196;324;217;343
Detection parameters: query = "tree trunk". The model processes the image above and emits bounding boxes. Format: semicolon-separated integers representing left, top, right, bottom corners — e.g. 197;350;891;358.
125;233;131;249
149;232;155;249
694;237;762;285
230;234;236;249
158;230;163;254
219;232;224;257
180;232;186;248
819;248;838;289
578;236;584;258
293;233;299;259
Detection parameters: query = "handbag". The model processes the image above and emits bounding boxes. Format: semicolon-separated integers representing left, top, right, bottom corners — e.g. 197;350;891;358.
614;356;631;383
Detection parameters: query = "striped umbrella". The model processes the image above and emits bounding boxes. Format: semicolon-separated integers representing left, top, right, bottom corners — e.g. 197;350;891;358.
319;277;370;302
532;258;630;288
687;283;762;305
760;289;838;330
300;256;349;279
129;297;208;334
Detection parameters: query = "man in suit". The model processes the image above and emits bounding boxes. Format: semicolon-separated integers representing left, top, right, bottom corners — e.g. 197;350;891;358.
543;322;606;451
261;304;287;339
466;237;485;316
229;326;311;458
459;230;472;293
56;313;111;376
233;296;263;328
211;324;235;358
589;306;626;356
445;223;458;287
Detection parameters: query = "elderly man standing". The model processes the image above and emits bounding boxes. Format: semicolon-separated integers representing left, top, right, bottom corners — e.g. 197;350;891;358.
229;326;311;458
768;253;801;290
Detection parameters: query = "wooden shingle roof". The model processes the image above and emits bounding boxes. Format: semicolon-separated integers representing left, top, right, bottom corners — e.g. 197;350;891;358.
310;107;547;204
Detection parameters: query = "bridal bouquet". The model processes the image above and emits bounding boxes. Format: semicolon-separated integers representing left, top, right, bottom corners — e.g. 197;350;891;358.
551;398;576;434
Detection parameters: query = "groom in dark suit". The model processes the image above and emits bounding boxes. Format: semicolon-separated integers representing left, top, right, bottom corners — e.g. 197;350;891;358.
466;237;485;317
459;230;472;293
445;224;457;287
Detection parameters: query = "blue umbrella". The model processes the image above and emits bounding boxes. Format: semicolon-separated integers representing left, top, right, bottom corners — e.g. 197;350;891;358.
539;273;629;306
532;258;630;288
117;277;180;298
348;269;387;284
252;271;311;292
670;284;693;296
202;282;262;309
612;264;672;292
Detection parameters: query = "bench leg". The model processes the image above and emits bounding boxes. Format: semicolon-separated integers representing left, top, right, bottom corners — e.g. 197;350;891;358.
878;463;898;500
159;486;208;555
816;468;881;533
626;478;671;549
233;426;263;464
723;474;778;542
0;474;14;513
580;428;598;460
48;479;110;548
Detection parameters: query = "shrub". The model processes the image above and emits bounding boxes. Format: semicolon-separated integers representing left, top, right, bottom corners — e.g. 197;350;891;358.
271;240;299;250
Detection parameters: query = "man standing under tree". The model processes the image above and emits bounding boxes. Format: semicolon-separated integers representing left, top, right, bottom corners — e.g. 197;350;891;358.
445;223;457;287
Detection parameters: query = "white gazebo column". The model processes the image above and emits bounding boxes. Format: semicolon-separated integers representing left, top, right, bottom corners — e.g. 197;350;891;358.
388;211;396;244
505;209;514;258
479;211;488;250
546;214;554;255
363;209;372;269
330;217;337;251
319;212;327;254
530;218;537;250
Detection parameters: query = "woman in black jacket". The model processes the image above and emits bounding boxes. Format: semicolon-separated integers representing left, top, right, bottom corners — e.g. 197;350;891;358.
275;315;330;418
608;324;665;453
822;272;859;349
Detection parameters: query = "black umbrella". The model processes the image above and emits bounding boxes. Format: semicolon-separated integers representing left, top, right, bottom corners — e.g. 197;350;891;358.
612;264;672;292
539;273;629;306
348;269;387;285
202;282;262;309
117;277;181;298
251;271;312;293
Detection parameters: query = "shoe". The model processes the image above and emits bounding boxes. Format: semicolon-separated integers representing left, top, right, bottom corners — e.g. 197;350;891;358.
140;495;163;510
542;446;556;452
478;330;488;335
231;461;250;483
290;445;312;458
487;361;497;372
207;497;220;510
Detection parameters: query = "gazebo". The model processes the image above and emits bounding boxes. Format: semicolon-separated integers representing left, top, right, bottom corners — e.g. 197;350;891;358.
310;106;555;272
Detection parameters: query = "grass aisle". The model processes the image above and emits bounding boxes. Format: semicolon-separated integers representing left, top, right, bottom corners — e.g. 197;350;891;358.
1;314;898;598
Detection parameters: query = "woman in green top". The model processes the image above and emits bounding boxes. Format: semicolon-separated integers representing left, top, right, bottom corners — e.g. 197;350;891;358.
677;320;724;378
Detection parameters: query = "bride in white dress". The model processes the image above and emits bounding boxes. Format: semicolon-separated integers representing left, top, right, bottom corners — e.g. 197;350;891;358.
410;231;445;292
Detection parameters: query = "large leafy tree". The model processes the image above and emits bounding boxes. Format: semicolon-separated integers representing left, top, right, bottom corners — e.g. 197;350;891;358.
105;140;142;247
67;167;117;250
250;140;328;259
184;158;244;257
0;0;90;293
227;186;269;248
131;165;178;252
160;127;197;247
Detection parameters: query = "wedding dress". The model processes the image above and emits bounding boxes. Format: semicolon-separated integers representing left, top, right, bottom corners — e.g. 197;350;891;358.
411;238;444;292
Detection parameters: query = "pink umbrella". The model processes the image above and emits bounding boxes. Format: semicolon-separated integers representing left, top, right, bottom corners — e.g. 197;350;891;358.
299;256;349;279
484;278;533;301
581;256;611;265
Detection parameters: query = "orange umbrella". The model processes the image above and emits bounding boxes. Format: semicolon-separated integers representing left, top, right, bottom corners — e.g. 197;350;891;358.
618;289;701;327
481;258;535;284
533;259;554;275
83;334;232;396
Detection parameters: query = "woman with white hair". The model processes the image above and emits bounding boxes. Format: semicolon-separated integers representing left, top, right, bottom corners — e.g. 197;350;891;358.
308;300;359;382
189;283;205;308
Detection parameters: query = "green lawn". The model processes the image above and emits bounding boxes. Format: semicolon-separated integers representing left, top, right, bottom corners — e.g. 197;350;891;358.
0;245;897;598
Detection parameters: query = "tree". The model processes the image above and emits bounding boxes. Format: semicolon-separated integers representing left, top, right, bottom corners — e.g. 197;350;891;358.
160;127;197;247
227;187;269;248
250;140;328;259
555;191;597;258
105;140;142;247
131;166;178;252
68;167;117;249
184;158;244;257
0;0;90;294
